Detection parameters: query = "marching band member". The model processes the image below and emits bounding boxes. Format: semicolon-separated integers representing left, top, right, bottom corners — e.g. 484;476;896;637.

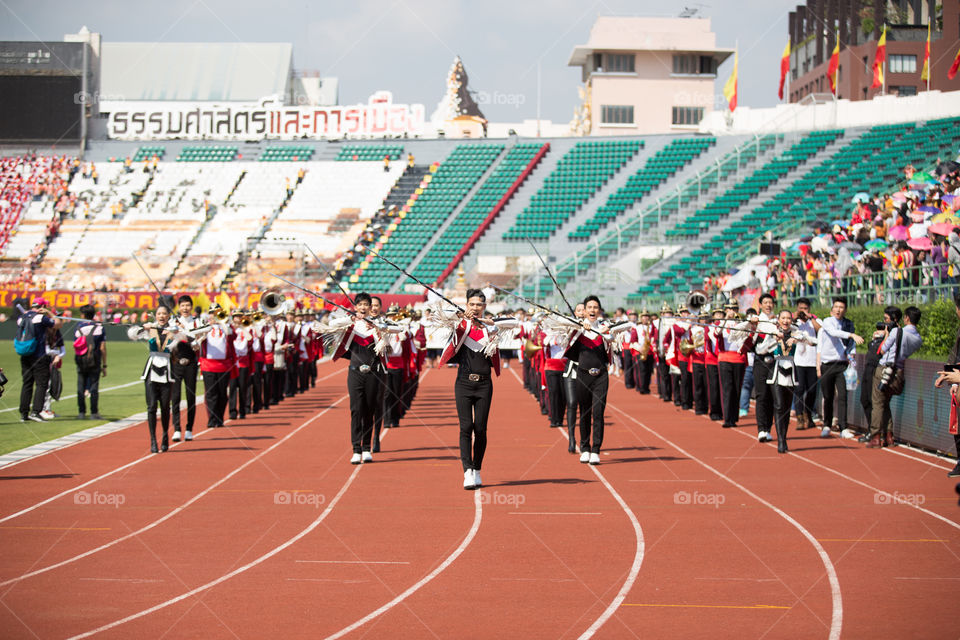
199;305;235;429
541;320;569;429
562;302;586;453
404;309;427;412
435;289;518;490
368;296;387;446
228;310;251;420
755;310;816;453
563;295;631;465
717;308;758;428
674;305;692;410
326;293;402;464
382;305;412;430
689;312;709;415
282;306;299;398
295;309;312;393
705;308;725;422
263;315;280;408
620;310;637;389
249;312;266;413
752;294;779;443
630;310;656;395
656;304;676;403
306;309;320;389
171;295;200;441
130;303;177;453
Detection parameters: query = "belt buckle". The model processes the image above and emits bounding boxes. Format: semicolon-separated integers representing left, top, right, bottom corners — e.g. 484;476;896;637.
588;367;601;376
468;373;481;382
358;364;371;373
178;358;190;366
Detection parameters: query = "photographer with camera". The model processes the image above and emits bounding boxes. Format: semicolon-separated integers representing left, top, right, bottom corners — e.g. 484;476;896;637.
15;298;60;422
862;306;922;448
860;307;899;434
793;298;820;431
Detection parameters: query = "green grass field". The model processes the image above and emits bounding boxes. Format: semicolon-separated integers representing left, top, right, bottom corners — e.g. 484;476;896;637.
0;341;205;456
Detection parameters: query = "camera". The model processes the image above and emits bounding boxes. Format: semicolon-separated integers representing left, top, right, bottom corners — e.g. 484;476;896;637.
876;321;895;331
876;365;896;393
796;310;807;322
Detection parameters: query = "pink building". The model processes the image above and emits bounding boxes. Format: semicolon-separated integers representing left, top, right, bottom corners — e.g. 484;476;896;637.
568;16;733;135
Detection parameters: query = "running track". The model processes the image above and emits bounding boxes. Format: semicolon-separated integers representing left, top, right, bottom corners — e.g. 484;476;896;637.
0;362;957;639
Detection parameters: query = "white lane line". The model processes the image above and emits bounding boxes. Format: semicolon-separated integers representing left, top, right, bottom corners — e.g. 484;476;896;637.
0;393;349;587
729;429;960;532
323;490;483;640
507;368;646;640
607;404;843;640
68;452;368;639
882;446;953;471
509;512;602;515
0;366;347;522
0;381;142;413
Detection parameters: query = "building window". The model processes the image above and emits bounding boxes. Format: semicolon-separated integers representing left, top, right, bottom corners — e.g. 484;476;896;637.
889;54;917;73
605;54;635;73
891;85;917;96
600;105;634;124
671;54;717;75
671;106;704;126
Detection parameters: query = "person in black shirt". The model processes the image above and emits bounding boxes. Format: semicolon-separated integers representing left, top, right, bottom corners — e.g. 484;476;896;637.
437;289;517;490
563;295;631;465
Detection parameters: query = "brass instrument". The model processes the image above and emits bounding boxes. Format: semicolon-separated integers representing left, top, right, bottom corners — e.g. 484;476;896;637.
679;338;695;357
522;339;543;359
686;289;709;315
635;329;652;361
210;307;230;322
259;289;286;316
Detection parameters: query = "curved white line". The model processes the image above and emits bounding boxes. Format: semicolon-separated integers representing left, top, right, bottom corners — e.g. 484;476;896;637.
324;490;483;639
0;393;349;587
506;368;646;639
0;367;346;523
610;404;843;640
68;453;366;639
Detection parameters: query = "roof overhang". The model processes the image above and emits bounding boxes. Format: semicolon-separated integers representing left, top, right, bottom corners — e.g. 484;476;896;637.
568;45;734;67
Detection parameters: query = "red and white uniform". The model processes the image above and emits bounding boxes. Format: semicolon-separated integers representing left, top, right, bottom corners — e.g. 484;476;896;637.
199;323;236;373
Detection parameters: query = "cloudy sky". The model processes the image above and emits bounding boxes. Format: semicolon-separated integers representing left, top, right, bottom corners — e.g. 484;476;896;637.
1;0;798;123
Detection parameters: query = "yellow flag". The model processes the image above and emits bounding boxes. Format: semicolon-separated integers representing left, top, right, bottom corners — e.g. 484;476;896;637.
723;49;738;111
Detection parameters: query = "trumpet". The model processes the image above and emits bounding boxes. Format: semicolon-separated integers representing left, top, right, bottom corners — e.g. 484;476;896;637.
210;307;230;322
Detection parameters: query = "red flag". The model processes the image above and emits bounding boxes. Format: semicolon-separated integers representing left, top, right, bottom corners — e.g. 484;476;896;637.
827;37;840;94
778;40;790;100
949;46;960;80
871;26;886;89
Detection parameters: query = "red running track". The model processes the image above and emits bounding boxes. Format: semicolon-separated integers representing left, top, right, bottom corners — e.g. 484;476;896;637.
0;362;957;639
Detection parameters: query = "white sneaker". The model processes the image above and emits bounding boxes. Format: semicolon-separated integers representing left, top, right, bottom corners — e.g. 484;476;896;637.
589;453;600;465
473;470;482;487
758;431;771;442
840;428;857;439
350;453;362;465
39;410;55;420
580;451;591;464
184;430;193;441
820;427;832;438
361;451;373;463
171;431;181;442
463;469;476;489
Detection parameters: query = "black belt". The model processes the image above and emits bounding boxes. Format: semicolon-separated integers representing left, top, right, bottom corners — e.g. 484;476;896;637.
350;364;379;374
458;372;490;382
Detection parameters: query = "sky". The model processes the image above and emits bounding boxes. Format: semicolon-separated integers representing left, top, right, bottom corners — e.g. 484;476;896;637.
1;0;799;124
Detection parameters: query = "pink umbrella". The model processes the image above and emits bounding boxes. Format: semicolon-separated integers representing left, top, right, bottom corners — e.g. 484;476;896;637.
909;211;926;223
907;236;933;251
928;222;957;236
888;225;909;241
890;192;908;202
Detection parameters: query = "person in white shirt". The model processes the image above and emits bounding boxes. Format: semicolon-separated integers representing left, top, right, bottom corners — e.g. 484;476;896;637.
816;298;864;438
792;297;821;430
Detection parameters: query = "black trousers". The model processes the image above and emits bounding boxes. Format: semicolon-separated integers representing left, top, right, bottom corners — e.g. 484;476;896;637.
348;368;383;453
146;380;172;439
77;367;101;415
228;366;250;418
657;359;672;401
285;359;299;397
263;363;275;409
383;368;404;427
795;365;818;421
706;363;722;420
298;358;310;393
272;362;285;404
250;361;264;413
402;370;417;415
622;351;635;389
753;358;775;432
171;360;198;431
820;361;849;430
679;362;693;409
522;358;533;392
455;375;492;471
202;370;230;428
718;361;745;426
545;369;566;426
576;370;608;454
859;364;876;426
692;363;708;414
19;354;50;417
636;355;653;393
773;384;794;446
564;373;578;445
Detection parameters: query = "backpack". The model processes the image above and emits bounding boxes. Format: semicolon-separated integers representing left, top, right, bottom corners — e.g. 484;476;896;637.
14;313;38;356
74;323;100;372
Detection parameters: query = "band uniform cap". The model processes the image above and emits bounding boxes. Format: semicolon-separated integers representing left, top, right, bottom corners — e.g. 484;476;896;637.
639;309;651;316
31;297;47;307
724;301;739;309
660;302;673;313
